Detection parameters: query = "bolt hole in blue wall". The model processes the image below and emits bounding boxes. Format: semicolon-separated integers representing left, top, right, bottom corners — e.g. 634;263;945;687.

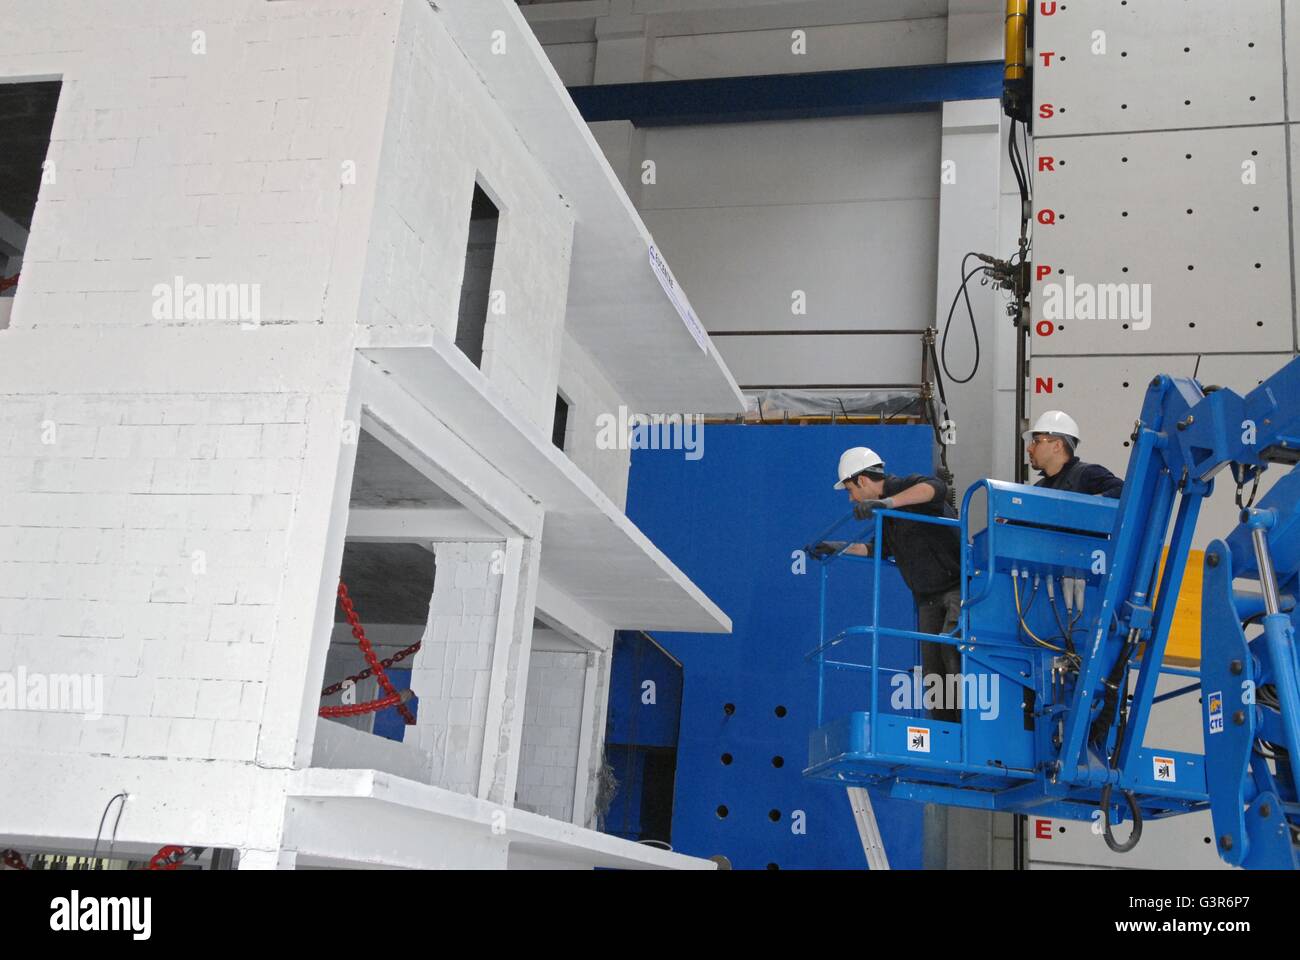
616;424;933;869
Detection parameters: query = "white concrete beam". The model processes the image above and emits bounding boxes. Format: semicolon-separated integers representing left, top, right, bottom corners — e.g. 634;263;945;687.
535;577;615;651
477;536;535;803
286;767;717;870
353;355;543;540
345;506;503;543
570;652;599;826
359;333;731;633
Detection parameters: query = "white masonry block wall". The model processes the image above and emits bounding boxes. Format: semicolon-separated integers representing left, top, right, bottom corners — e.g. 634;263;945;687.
0;0;691;867
579;647;616;828
0;0;453;860
557;334;632;510
516;647;588;820
407;542;504;793
360;0;576;433
0;329;359;857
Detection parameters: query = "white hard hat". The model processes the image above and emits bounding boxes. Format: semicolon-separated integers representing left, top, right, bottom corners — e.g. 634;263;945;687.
1023;410;1080;448
834;447;885;489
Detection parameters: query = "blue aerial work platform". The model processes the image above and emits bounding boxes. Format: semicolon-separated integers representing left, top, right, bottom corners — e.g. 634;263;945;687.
803;358;1300;869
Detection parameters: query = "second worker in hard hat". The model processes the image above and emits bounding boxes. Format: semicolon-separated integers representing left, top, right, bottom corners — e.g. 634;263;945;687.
1024;411;1123;498
812;447;965;724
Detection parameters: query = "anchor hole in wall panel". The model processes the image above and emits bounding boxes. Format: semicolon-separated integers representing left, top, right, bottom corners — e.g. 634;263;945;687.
1032;0;1284;137
1031;127;1290;355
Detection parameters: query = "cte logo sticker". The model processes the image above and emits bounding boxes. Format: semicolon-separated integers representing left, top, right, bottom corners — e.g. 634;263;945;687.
1207;690;1224;734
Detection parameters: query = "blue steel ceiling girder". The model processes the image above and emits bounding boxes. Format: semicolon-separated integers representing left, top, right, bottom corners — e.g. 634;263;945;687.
567;60;1004;126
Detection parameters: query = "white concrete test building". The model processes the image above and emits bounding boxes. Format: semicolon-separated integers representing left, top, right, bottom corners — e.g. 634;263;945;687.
0;0;745;869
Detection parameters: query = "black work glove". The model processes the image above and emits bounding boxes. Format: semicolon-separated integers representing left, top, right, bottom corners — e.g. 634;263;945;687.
808;540;847;559
853;497;894;521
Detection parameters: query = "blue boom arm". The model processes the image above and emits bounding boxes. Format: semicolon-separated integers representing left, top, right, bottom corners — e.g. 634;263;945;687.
801;356;1300;868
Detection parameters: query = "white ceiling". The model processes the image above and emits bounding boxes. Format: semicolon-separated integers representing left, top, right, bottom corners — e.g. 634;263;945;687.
350;431;460;509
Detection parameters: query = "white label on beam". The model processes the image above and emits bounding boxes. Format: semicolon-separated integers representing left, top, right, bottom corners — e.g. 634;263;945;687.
649;244;708;352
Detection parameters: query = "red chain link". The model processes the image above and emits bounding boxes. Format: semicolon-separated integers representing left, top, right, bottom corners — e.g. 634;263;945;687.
1;848;28;870
322;581;416;725
0;273;17;293
319;690;406;718
2;844;199;871
320;639;421;697
147;845;188;870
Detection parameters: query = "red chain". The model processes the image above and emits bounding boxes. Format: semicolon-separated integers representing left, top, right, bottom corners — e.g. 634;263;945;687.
319;691;406;718
147;845;188;870
1;848;27;870
2;843;199;871
320;639;421;697
324;581;416;725
0;273;17;293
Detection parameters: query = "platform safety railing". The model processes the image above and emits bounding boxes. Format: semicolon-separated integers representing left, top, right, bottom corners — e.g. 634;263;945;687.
804;507;965;763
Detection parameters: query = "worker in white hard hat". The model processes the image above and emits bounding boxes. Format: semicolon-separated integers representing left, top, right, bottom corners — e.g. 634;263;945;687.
1024;411;1123;498
809;447;965;724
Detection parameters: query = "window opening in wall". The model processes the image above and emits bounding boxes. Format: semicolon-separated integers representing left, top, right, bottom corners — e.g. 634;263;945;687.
455;183;500;368
322;541;434;737
0;80;61;329
552;392;570;451
319;427;508;762
318;429;457;738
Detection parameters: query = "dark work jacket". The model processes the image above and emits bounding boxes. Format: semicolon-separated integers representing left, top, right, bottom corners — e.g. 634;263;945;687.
1035;456;1123;499
876;473;962;599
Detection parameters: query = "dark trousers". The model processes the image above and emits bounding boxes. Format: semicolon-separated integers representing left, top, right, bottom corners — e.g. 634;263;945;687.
916;586;963;724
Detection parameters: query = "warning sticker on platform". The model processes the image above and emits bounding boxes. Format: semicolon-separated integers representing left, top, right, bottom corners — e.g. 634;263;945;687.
1207;690;1224;735
907;726;930;753
1153;755;1175;782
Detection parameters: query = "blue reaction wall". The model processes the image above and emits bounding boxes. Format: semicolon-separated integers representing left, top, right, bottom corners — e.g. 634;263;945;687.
623;424;935;869
604;632;683;843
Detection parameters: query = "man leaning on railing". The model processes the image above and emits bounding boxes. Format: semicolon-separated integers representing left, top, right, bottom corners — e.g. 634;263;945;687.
811;447;964;723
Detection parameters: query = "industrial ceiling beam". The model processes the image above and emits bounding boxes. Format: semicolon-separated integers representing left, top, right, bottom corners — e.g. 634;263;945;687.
566;60;1003;126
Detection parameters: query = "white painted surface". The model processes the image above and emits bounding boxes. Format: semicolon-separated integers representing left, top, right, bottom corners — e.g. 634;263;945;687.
1031;127;1290;356
558;333;632;510
640;114;941;344
1032;0;1284;138
312;718;433;783
285;767;717;869
356;332;733;632
433;0;746;416
649;17;947;80
517;647;588;821
406;542;506;794
360;0;575;432
0;0;734;869
1025;0;1296;871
